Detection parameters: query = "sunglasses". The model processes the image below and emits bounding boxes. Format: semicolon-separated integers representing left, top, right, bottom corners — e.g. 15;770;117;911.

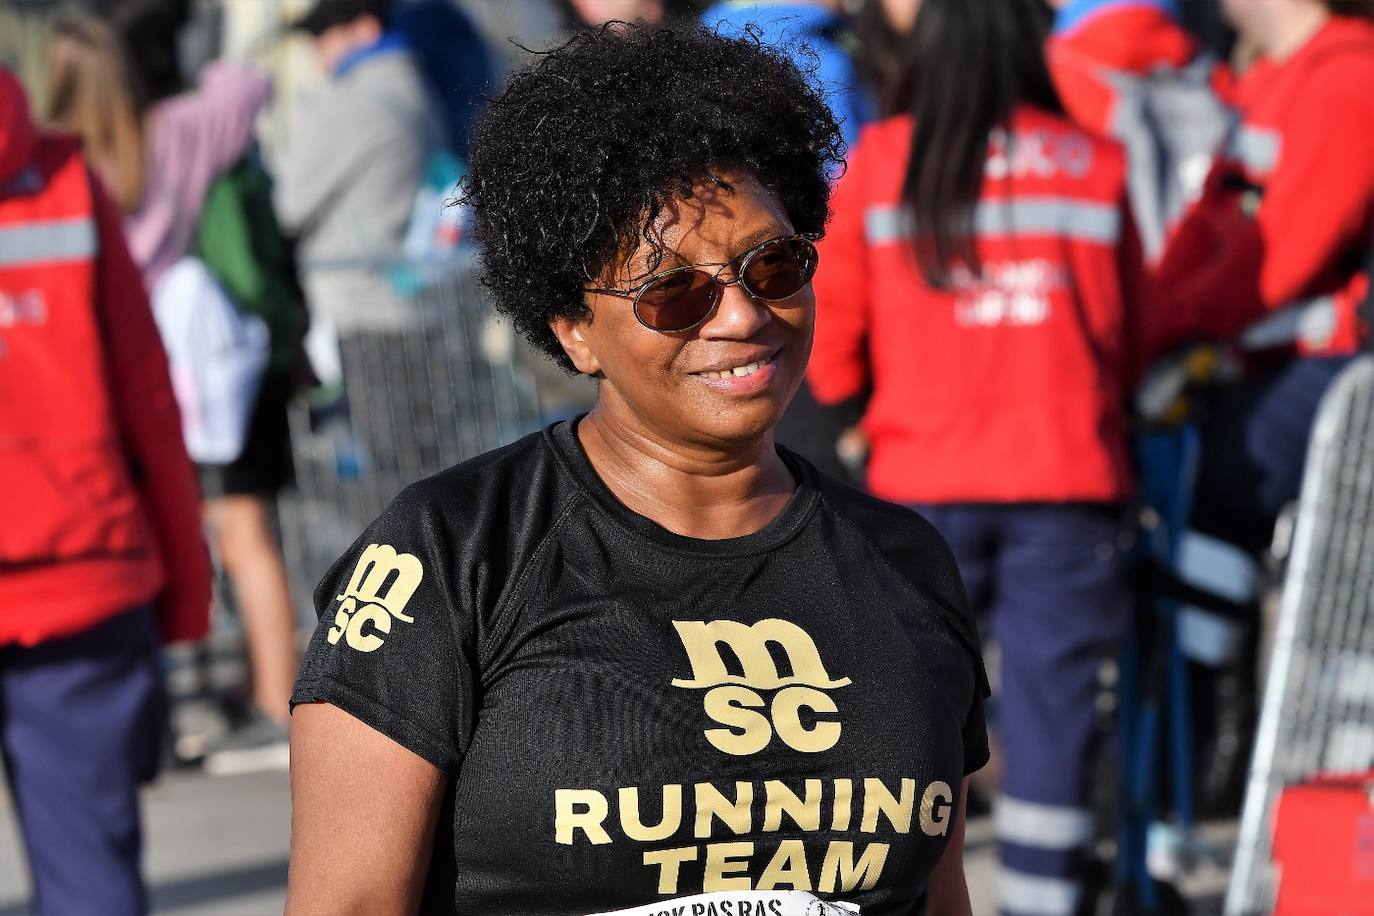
584;233;821;333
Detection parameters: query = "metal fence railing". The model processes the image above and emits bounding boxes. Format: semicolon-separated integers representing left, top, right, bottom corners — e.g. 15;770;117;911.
168;260;555;756
277;261;547;612
1225;354;1374;914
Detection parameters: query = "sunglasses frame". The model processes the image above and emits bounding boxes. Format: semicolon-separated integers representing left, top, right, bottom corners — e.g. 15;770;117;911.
584;232;822;334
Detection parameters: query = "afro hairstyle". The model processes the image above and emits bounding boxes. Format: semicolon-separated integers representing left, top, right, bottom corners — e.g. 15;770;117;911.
461;20;844;372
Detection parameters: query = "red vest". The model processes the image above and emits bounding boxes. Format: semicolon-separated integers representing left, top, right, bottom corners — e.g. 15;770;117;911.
0;135;166;642
808;108;1145;505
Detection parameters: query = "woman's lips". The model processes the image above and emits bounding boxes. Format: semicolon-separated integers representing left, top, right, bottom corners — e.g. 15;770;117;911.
690;353;780;394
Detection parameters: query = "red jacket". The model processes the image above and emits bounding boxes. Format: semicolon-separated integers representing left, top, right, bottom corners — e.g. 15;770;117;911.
1155;16;1374;356
0;69;210;646
1048;3;1211;137
808;108;1149;505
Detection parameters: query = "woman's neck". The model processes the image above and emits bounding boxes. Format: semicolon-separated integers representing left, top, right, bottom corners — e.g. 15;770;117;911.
577;405;797;540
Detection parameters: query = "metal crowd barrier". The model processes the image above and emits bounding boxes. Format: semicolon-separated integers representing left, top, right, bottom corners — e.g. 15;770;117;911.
167;259;554;757
1225;354;1374;914
278;260;547;613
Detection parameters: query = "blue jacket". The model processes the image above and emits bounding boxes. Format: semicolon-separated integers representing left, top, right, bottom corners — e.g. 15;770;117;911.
1052;0;1180;35
701;1;873;154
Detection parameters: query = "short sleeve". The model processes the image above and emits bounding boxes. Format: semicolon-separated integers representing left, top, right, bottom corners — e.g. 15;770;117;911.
962;688;991;776
291;485;475;772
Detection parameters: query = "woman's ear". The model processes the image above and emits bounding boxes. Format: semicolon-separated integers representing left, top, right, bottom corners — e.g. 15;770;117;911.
549;314;601;376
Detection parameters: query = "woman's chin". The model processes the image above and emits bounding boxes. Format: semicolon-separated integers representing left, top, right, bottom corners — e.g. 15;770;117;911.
679;393;794;450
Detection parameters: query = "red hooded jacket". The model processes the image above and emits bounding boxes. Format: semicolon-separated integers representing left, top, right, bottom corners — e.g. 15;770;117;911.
1154;16;1374;356
0;69;210;645
808;108;1150;505
1048;3;1215;137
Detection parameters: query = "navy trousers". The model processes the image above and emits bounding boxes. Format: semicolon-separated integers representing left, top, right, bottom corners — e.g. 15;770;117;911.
1193;355;1354;552
913;504;1132;916
0;605;165;915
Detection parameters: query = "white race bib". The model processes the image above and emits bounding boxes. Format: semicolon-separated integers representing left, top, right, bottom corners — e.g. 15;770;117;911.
589;890;860;916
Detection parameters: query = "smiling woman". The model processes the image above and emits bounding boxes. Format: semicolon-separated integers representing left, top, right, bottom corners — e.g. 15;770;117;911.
286;20;989;916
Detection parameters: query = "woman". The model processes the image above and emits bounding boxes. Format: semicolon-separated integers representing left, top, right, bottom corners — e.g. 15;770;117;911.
289;22;988;915
46;4;301;768
807;1;1148;914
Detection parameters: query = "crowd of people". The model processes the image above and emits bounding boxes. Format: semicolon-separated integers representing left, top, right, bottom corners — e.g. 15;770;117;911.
1;0;1372;913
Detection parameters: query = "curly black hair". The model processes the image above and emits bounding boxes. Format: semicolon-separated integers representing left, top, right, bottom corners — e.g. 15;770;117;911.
461;21;844;371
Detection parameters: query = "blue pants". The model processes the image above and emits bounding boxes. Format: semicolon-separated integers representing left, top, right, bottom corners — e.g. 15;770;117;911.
913;504;1131;916
0;606;165;915
1193;355;1354;552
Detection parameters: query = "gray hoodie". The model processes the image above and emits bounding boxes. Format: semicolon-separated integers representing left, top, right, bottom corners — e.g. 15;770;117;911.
274;45;443;328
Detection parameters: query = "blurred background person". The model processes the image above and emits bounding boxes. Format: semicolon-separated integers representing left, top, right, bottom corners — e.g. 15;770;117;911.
0;65;211;912
556;0;670;27
807;0;1153;912
701;0;875;153
1157;0;1374;551
278;0;445;276
388;0;492;162
272;0;443;331
1046;0;1236;263
851;0;919;116
45;3;300;771
1048;0;1207;134
1143;0;1374;817
1045;0;1245;825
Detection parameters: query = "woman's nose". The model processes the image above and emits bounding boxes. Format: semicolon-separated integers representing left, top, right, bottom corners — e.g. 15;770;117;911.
698;280;772;339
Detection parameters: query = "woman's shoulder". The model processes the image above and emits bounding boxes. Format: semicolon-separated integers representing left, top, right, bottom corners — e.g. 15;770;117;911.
374;426;584;553
807;467;964;599
804;464;984;680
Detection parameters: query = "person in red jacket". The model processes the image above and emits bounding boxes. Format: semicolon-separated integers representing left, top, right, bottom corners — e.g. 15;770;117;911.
1156;0;1374;552
1046;0;1209;135
1046;0;1237;265
0;67;210;913
807;1;1148;912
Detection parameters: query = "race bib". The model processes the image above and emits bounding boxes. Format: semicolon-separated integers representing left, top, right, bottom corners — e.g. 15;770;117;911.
589;890;860;916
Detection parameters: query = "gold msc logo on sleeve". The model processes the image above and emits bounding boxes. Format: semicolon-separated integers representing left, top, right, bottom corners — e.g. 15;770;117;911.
327;543;423;652
671;618;851;755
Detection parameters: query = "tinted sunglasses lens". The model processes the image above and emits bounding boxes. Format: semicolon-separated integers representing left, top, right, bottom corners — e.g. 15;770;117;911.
633;269;718;331
742;237;818;300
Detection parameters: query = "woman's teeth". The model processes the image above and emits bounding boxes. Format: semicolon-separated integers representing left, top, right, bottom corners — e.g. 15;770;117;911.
699;359;770;381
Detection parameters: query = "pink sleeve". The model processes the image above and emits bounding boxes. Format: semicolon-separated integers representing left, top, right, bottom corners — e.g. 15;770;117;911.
166;61;273;179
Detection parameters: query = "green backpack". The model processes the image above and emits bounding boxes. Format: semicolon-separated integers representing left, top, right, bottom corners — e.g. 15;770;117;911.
194;155;308;376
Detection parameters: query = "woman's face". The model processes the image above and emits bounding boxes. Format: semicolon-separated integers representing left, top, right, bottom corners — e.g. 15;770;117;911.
552;169;814;450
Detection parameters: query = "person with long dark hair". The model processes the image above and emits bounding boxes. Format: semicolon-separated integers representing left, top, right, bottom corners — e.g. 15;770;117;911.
287;21;988;914
808;1;1151;913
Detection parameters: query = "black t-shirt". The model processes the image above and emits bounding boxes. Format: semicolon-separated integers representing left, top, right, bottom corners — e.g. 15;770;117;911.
293;420;990;916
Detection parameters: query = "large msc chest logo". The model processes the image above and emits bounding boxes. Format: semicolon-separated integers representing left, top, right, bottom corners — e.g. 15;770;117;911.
672;619;850;755
327;544;423;652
